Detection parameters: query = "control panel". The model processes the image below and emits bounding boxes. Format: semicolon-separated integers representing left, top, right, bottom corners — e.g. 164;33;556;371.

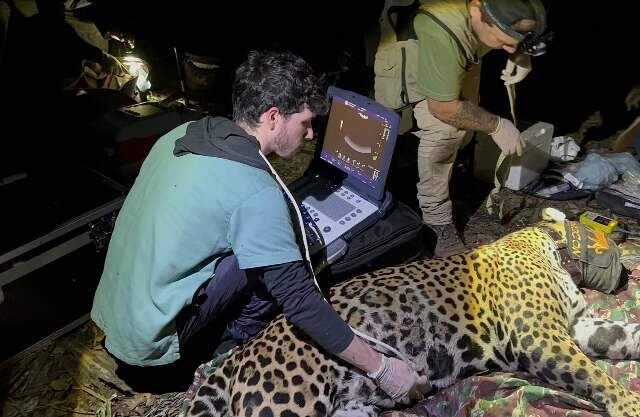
301;185;377;246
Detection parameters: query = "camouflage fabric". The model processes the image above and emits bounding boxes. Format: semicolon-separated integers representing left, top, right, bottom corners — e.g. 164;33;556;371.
382;279;640;417
618;240;640;273
176;349;235;417
143;350;234;417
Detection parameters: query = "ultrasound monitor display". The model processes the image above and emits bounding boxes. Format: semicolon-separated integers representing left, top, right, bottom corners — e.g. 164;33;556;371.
320;95;395;189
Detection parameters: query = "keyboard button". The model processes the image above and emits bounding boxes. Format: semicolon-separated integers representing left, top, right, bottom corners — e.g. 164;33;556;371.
323;226;331;233
350;213;356;217
356;209;362;213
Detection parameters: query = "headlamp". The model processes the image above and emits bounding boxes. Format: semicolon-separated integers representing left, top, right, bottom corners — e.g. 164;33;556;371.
518;30;553;56
480;0;551;56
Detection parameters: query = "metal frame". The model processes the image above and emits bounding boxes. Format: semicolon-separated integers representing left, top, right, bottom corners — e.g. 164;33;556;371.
0;314;90;370
0;197;124;288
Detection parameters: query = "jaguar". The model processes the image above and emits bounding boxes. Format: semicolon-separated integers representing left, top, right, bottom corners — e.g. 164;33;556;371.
184;223;640;417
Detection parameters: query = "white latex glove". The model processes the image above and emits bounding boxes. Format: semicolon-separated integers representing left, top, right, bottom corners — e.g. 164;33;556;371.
368;355;431;404
501;55;532;85
490;117;525;156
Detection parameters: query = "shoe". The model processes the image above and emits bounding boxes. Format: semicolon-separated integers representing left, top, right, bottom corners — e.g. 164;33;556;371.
428;223;467;257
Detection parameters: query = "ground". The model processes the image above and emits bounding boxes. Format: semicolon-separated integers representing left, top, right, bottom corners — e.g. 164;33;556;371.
1;122;638;417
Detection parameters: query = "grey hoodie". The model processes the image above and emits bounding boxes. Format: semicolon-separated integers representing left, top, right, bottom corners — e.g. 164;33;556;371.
174;116;270;172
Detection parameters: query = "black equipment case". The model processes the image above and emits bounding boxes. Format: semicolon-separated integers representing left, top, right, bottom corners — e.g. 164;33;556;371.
325;199;425;282
0;168;126;365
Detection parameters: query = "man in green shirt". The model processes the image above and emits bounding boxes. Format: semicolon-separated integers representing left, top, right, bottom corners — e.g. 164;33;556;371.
374;0;547;256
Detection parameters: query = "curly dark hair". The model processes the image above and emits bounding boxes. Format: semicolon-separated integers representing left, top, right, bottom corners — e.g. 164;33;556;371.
232;50;328;128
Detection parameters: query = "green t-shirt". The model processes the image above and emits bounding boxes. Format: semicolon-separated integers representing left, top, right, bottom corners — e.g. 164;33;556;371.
91;123;302;366
414;0;489;101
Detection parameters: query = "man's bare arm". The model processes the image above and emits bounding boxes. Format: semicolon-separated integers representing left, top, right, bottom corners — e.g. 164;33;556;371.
427;98;499;133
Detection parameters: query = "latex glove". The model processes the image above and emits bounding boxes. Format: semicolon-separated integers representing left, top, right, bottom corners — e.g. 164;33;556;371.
501;55;531;85
625;85;640;110
490;117;525;156
368;355;431;403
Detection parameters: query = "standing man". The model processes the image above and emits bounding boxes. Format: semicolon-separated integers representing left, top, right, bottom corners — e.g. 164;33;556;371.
375;0;547;256
91;50;427;402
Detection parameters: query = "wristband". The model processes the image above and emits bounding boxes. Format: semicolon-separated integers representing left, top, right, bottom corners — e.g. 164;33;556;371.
489;117;503;136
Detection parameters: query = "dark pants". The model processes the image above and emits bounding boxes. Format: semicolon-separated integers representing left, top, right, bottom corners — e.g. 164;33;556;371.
115;254;278;393
176;253;279;353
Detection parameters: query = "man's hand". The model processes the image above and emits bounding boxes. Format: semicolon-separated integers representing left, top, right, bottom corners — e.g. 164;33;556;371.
368;355;431;404
490;117;525;156
501;54;532;85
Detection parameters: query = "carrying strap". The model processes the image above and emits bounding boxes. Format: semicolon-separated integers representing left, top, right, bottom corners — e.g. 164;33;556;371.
538;225;583;285
391;7;478;108
400;47;410;107
256;151;420;371
485;83;518;215
416;9;478;71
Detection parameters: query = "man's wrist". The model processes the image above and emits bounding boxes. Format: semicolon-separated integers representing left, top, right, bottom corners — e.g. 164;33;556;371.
489;116;502;136
336;335;384;374
363;350;384;375
367;354;387;379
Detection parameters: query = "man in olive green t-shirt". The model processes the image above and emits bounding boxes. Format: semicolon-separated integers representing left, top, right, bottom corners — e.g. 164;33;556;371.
374;0;547;256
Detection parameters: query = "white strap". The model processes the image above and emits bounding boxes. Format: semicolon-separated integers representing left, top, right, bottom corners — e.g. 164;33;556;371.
255;151;415;367
485;83;518;216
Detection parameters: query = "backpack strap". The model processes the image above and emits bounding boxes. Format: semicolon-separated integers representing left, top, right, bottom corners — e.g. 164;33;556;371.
538;224;583;285
416;9;478;71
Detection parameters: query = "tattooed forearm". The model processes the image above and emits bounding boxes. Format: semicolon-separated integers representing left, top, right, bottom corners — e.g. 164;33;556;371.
438;100;499;133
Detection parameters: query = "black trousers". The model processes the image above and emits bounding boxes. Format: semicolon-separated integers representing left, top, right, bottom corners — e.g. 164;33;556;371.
115;254;279;393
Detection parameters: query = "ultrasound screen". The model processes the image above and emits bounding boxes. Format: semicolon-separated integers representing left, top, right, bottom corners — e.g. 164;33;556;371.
320;96;395;189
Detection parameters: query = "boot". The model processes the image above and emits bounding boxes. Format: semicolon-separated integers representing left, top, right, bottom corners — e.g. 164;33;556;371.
428;223;467;257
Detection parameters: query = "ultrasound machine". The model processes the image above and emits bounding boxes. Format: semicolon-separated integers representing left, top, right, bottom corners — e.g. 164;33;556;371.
290;86;400;266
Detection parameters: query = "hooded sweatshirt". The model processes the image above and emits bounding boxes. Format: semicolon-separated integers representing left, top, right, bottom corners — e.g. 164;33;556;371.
91;117;353;366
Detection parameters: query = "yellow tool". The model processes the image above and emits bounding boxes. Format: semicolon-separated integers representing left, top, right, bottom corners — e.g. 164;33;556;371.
579;211;618;235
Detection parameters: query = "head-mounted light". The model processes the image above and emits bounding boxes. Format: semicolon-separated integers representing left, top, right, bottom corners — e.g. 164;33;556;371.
518;30;553;56
480;0;550;56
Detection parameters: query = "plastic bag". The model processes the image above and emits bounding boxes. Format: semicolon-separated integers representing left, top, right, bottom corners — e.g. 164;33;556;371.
602;152;640;177
550;136;580;162
573;153;618;190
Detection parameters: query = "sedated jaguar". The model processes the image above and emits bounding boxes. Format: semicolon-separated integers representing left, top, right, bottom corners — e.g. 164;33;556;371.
184;223;640;417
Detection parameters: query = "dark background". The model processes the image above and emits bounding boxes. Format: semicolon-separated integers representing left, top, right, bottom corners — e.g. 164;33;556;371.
0;0;638;178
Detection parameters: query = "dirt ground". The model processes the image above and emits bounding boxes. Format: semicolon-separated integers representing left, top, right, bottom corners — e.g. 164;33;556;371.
2;122;639;417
